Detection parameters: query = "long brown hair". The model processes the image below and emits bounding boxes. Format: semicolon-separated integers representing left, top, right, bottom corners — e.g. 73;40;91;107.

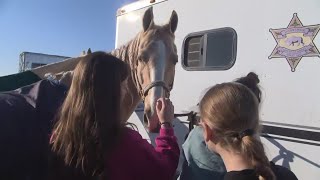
199;72;275;180
51;52;128;176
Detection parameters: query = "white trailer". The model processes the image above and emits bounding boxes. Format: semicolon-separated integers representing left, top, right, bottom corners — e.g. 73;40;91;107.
116;0;320;179
19;52;70;72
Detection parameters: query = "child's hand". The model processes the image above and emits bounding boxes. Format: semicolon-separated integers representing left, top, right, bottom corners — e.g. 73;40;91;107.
156;98;174;124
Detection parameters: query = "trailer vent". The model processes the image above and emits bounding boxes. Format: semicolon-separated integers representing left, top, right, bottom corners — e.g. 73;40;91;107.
182;27;237;71
185;36;202;67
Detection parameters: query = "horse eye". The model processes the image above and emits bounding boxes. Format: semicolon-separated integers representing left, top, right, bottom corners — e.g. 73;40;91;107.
138;57;144;62
138;53;148;63
139;57;149;63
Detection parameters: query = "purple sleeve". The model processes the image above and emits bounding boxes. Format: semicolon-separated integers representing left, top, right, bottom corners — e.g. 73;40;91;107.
134;127;180;179
154;128;180;175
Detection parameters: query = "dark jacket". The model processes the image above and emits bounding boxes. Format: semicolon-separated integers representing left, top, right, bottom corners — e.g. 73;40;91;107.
0;80;67;180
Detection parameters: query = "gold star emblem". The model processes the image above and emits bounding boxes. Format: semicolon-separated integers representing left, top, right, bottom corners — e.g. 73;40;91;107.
269;13;320;72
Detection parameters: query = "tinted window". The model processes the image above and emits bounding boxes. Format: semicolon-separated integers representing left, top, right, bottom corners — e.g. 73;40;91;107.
31;63;46;69
182;27;237;71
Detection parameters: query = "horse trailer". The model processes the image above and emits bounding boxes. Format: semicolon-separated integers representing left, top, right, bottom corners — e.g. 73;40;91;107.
19;52;70;72
116;0;320;179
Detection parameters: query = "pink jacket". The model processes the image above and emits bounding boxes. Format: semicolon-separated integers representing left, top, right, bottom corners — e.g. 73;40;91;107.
105;127;180;180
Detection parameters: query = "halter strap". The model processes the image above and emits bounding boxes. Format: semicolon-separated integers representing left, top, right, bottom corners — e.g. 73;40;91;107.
140;80;170;98
132;60;171;100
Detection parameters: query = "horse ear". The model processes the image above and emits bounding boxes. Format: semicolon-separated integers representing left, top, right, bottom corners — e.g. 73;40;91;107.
87;48;92;54
168;10;178;34
143;7;154;32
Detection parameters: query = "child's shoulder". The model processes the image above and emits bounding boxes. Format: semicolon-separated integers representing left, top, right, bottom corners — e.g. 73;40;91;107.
123;127;143;140
270;162;298;180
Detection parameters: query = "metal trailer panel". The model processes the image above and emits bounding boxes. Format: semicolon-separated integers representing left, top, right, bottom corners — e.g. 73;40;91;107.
19;52;70;72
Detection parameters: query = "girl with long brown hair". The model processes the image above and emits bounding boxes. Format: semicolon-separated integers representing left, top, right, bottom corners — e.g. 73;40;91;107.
49;52;179;180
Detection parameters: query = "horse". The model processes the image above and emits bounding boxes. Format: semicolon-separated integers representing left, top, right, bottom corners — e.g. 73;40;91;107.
285;36;304;47
0;7;178;179
32;7;177;132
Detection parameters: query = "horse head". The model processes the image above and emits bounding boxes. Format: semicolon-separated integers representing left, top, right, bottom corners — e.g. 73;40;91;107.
134;7;178;132
31;7;178;133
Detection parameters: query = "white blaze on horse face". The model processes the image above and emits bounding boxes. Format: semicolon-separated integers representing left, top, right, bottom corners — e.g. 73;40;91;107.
149;40;166;116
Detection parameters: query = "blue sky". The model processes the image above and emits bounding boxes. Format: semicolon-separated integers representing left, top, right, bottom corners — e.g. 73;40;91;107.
0;0;135;76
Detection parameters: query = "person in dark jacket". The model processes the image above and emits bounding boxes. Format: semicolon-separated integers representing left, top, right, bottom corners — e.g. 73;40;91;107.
0;79;67;180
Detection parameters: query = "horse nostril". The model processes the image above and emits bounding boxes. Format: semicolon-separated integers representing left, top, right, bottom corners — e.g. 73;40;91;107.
143;113;149;126
143;111;161;132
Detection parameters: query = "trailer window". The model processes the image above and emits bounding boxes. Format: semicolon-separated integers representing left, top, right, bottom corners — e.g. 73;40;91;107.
182;27;237;71
31;63;47;69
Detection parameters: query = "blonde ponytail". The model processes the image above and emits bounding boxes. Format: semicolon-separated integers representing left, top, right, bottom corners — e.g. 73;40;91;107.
241;136;276;180
200;72;276;179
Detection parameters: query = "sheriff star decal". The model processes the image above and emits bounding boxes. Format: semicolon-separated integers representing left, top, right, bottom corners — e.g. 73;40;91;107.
269;13;320;72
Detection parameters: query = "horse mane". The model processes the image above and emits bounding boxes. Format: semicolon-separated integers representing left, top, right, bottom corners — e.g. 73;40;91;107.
110;33;141;71
110;32;143;92
40;32;142;88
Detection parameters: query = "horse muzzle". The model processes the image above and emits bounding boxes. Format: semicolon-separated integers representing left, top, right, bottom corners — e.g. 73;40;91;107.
143;108;161;133
140;80;170;133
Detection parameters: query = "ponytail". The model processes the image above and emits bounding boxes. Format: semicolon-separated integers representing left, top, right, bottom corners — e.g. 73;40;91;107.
241;136;276;180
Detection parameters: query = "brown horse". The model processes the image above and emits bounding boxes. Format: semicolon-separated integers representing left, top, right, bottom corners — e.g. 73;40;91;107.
32;7;178;132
